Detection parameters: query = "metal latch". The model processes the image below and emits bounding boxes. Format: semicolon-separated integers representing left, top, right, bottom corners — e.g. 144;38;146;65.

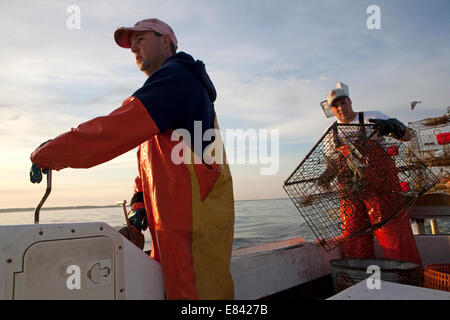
87;262;111;285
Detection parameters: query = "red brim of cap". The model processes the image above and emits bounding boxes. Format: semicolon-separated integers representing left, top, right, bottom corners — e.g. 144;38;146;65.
114;27;149;48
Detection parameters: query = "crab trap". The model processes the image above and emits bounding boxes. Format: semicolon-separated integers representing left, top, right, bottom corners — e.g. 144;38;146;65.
284;123;439;251
408;111;450;167
408;110;450;194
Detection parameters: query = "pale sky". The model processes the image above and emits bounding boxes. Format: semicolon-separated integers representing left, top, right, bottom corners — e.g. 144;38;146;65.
1;0;449;208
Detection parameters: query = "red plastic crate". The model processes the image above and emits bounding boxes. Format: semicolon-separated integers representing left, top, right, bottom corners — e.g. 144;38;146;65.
436;132;450;145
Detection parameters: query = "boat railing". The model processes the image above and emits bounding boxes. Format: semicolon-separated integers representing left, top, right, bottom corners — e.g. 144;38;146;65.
408;193;450;235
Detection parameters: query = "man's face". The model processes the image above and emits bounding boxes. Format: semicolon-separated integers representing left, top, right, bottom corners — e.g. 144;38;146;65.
330;97;355;123
130;31;168;76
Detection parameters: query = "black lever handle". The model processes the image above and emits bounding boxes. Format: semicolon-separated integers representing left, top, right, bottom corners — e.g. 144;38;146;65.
34;169;52;224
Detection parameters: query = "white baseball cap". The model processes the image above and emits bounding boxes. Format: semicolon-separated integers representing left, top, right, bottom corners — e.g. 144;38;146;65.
326;88;350;107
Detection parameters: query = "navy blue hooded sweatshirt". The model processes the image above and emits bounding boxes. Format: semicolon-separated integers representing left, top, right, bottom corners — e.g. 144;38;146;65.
132;52;217;156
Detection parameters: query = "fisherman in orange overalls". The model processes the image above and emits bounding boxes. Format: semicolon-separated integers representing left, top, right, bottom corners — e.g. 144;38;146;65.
319;85;422;265
30;18;235;299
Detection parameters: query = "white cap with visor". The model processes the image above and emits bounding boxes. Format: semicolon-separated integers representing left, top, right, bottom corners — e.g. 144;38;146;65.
320;82;350;118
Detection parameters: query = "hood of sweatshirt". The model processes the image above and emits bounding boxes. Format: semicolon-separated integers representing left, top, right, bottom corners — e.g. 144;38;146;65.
165;52;217;103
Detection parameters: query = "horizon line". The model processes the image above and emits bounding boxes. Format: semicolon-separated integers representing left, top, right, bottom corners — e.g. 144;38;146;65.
0;197;291;213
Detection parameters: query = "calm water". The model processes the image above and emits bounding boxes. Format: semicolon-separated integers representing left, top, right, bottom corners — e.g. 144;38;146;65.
0;198;448;251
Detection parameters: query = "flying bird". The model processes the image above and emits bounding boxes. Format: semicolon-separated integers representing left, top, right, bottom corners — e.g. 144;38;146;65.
410;101;422;110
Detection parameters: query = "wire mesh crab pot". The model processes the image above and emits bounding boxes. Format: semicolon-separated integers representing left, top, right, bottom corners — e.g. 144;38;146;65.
408;112;450;167
408;112;450;194
284;123;439;252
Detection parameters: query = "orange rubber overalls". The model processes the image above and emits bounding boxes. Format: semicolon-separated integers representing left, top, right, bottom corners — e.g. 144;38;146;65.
334;113;422;265
31;52;235;299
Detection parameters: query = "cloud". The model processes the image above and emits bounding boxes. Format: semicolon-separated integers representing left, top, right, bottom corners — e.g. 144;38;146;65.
215;71;323;121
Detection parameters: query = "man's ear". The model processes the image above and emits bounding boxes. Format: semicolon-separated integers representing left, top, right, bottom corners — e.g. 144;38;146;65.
162;34;172;52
